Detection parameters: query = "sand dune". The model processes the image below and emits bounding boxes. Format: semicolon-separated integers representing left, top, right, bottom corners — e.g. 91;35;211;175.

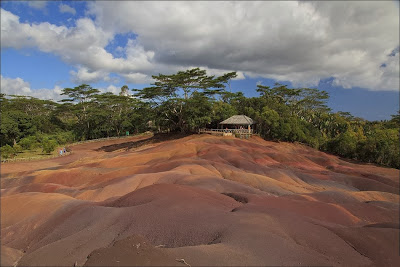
1;134;399;266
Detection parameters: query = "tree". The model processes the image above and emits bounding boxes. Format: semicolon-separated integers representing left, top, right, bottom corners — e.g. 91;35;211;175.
258;107;280;139
41;138;57;154
61;84;100;140
0;144;15;159
210;100;237;128
183;92;213;131
326;128;358;158
0;95;63;146
386;110;400;128
357;128;399;168
134;68;237;132
215;72;237;93
91;93;142;137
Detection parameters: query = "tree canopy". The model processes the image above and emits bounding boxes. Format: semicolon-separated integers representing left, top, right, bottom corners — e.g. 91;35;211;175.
1;68;398;169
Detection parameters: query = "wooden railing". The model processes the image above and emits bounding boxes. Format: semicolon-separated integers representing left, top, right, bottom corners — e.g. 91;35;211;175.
198;128;253;138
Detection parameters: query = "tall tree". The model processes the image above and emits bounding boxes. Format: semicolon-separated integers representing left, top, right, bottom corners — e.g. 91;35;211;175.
92;92;143;137
134;68;237;132
61;84;100;140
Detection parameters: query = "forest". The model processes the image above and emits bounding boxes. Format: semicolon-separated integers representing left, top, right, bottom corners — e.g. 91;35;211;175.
1;68;399;168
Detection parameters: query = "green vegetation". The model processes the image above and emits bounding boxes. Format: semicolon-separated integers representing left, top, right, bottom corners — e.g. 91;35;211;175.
1;69;398;168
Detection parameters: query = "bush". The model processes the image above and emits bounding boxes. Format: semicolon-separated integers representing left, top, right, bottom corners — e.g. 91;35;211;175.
13;143;23;153
53;131;75;145
41;138;58;154
19;136;38;150
1;144;15;159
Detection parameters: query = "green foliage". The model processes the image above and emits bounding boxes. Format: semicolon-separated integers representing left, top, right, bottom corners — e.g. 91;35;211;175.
1;144;15;159
61;84;100;140
326;129;358;158
0;95;63;146
357;128;399;168
41;138;58;154
134;68;237;133
53;131;75;145
0;71;398;169
184;92;213;131
13;143;23;153
18;136;37;150
258;107;280;139
210;101;237;128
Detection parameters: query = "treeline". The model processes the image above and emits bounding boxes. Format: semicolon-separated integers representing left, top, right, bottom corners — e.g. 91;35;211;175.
1;68;399;168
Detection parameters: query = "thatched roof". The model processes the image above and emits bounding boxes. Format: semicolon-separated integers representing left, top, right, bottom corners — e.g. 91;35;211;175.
220;115;254;125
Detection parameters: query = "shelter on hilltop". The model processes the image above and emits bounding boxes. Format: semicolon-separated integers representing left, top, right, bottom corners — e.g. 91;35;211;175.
199;115;255;138
220;115;254;127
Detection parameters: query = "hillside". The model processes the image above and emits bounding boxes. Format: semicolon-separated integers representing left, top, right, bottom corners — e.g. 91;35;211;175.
1;134;399;266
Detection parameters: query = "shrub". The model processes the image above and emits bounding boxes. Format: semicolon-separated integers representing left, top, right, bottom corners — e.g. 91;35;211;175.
19;136;38;150
1;144;15;159
41;138;58;154
13;143;23;153
54;131;75;145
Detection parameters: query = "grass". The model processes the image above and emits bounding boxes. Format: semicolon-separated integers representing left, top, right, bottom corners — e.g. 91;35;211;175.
19;148;61;157
1;147;63;162
1;132;152;162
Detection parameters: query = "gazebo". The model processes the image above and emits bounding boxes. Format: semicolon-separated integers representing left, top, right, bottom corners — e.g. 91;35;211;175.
198;115;255;138
220;115;254;128
219;115;255;137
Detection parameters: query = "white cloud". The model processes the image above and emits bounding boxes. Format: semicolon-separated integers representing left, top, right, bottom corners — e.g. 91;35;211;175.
70;66;110;84
0;75;31;95
0;9;158;84
59;3;76;15
87;1;399;91
1;1;399;91
0;75;128;101
0;75;64;101
103;85;119;95
121;72;152;84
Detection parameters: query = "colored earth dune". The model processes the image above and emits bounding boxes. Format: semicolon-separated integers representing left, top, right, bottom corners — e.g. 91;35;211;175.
1;134;399;266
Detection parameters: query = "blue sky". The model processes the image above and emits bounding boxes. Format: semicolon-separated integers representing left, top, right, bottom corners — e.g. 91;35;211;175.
1;1;399;121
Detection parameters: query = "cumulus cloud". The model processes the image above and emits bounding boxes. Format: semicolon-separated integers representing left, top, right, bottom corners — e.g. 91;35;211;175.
1;9;111;52
121;72;152;84
59;3;76;15
0;75;124;101
1;8;158;84
70;67;110;84
1;1;399;91
1;75;64;101
99;85;120;95
87;1;400;91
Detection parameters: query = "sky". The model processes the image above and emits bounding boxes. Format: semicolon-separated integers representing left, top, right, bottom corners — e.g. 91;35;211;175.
1;1;399;121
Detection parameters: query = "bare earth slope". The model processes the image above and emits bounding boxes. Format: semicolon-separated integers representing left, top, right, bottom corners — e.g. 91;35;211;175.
1;134;399;266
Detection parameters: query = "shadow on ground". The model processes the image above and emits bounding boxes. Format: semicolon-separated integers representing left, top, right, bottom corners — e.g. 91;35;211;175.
95;133;190;152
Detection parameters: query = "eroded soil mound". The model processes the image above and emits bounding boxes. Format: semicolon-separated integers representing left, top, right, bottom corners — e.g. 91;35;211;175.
1;134;399;266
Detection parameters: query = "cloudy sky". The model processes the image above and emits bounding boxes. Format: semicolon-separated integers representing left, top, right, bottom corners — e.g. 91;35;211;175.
1;1;399;120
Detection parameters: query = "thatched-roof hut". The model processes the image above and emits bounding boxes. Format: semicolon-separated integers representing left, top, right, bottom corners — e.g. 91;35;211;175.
220;115;254;125
198;115;255;138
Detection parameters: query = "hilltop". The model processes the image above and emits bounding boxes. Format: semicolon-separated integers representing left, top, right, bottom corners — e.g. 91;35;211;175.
1;134;399;266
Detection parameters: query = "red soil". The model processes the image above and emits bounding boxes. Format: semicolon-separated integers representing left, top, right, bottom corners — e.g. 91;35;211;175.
1;134;399;266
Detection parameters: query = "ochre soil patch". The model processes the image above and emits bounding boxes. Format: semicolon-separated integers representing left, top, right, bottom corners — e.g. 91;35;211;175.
1;134;399;266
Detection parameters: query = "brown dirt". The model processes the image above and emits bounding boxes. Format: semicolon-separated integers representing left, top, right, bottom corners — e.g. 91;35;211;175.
1;133;399;266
